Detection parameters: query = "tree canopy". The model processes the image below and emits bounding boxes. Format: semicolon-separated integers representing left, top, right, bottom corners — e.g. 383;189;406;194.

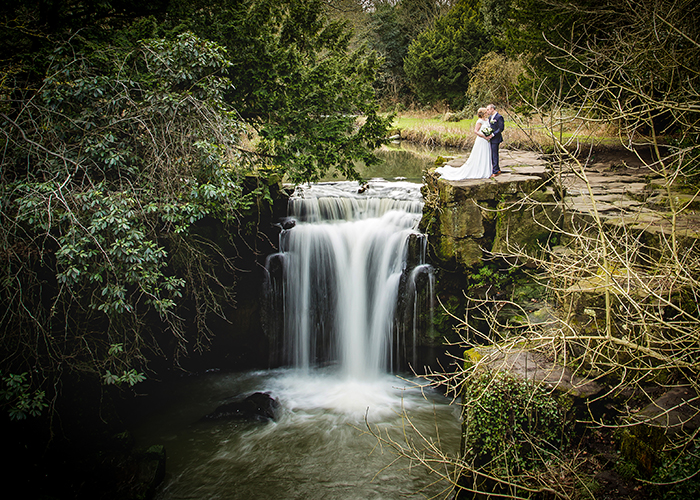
403;0;493;109
0;0;392;419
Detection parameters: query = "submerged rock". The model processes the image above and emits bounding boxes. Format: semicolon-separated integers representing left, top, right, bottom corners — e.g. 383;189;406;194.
202;392;280;422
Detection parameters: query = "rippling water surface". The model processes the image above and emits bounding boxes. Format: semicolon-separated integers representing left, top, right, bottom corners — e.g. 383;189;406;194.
134;368;461;500
134;176;460;499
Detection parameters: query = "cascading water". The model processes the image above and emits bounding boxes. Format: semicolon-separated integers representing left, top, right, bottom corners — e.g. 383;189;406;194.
134;179;459;500
265;180;434;379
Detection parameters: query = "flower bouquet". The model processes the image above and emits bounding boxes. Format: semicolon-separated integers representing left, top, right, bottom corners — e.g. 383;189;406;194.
481;126;493;137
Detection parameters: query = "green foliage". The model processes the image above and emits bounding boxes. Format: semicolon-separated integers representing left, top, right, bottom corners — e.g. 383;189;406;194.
1;0;393;424
404;0;493;109
103;369;146;386
462;371;563;475
169;0;392;183
363;2;412;103
503;0;594;97
0;372;48;420
505;0;700;154
479;0;512;40
0;31;250;415
468;264;511;291
650;444;700;500
360;0;452;105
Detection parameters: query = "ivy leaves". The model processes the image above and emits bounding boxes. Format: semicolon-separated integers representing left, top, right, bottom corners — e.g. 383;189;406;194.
463;371;563;476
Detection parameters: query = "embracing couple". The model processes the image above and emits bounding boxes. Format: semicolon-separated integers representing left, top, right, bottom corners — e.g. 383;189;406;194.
436;104;504;181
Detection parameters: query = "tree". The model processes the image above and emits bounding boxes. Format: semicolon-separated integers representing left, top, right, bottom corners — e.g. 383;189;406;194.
1;0;394;421
358;0;455;105
478;0;512;39
0;32;256;417
362;2;412;103
465;51;523;108
403;0;493;109
168;0;392;183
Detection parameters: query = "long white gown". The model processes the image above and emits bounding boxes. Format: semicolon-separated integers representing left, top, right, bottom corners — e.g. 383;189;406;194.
435;118;492;180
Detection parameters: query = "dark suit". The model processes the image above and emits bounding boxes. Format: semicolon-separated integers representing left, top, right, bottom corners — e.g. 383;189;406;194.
489;112;504;174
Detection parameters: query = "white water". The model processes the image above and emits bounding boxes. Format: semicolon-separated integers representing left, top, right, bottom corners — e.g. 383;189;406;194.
139;368;461;500
135;179;460;499
271;180;431;379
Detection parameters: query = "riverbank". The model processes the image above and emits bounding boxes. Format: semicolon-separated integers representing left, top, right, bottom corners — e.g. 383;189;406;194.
421;145;699;498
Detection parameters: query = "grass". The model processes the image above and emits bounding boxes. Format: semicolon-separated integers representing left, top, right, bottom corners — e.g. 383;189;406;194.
389;110;622;152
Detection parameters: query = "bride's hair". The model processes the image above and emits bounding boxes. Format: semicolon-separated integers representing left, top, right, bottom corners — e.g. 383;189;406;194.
477;107;488;118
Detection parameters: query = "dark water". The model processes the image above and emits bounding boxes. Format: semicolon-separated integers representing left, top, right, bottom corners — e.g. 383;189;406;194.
134;368;461;500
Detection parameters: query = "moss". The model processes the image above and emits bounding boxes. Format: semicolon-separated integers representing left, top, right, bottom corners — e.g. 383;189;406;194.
616;425;666;475
464;347;484;368
459;371;565;496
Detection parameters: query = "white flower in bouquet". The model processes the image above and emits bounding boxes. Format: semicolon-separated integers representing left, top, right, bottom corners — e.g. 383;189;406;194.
481;126;493;136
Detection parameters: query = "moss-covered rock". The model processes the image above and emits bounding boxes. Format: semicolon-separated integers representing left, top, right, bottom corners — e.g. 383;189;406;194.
458;371;565;497
423;166;553;271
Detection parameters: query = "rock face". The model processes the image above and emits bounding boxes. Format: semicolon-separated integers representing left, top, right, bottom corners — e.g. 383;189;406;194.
420;150;559;345
422;150;557;270
616;386;700;475
202;392;280;422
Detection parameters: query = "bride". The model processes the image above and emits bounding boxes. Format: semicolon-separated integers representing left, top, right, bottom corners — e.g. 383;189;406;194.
435;107;493;180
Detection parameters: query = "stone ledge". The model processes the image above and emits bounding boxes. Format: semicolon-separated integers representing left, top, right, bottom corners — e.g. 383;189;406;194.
465;345;602;398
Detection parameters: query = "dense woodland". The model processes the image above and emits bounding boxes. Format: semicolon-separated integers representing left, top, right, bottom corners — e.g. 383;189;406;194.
1;0;699;498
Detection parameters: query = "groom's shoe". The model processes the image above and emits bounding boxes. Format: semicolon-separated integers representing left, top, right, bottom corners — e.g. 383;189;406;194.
491;170;502;177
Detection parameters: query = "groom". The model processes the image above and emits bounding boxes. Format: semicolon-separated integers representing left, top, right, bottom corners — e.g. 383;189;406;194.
486;104;504;176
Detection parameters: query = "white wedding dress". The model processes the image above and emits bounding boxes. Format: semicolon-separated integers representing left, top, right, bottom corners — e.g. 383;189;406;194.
435;118;492;180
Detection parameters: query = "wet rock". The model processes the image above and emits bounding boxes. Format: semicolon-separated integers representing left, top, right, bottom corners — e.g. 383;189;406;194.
618;386;700;475
630;386;700;432
202;392;280;422
135;445;166;500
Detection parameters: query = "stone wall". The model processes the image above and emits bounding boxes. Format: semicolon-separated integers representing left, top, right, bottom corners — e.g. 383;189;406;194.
419;154;560;345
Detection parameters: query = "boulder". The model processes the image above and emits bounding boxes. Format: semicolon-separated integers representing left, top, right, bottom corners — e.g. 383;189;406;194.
465;345;602;398
618;386;700;474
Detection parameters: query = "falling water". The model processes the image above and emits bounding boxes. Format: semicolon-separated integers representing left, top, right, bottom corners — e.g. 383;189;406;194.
133;179;460;500
265;180;434;379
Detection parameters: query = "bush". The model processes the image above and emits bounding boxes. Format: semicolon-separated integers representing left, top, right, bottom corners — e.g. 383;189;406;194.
461;371;564;489
465;52;524;110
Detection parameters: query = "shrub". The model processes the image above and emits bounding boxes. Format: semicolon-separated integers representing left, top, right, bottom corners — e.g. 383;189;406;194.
461;371;564;491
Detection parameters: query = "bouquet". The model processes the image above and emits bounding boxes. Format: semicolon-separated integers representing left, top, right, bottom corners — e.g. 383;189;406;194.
481;126;493;136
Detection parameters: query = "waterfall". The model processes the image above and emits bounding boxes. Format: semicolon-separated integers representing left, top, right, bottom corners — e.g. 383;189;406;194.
265;180;433;380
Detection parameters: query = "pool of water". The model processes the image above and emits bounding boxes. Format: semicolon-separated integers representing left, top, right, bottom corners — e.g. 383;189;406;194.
320;143;463;183
132;367;462;500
